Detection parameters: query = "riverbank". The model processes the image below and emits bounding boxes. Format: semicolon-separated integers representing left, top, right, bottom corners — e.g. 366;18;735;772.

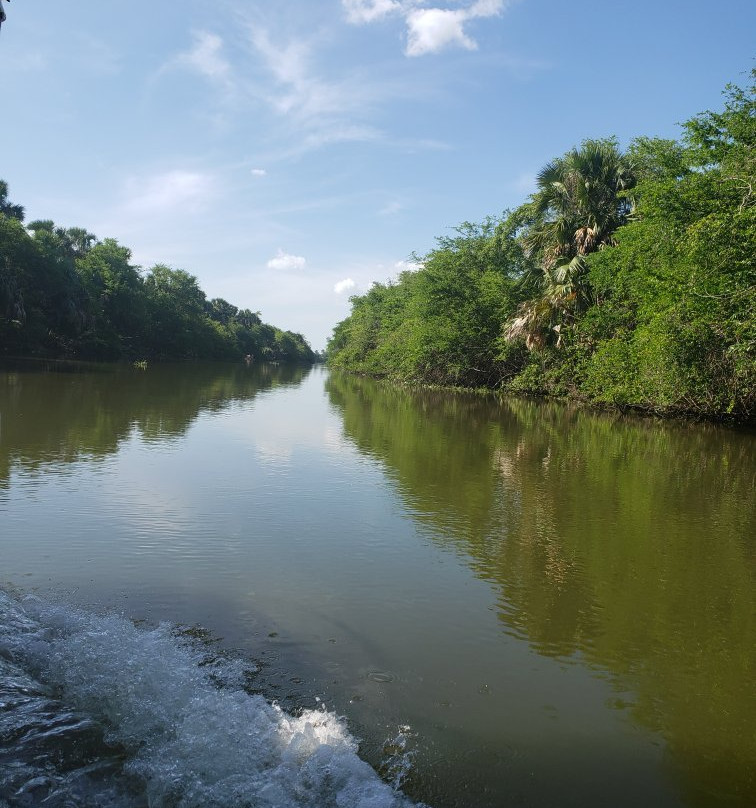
328;367;756;427
326;74;755;425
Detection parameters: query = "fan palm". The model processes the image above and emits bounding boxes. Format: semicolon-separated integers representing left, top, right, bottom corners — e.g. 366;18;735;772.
507;139;636;348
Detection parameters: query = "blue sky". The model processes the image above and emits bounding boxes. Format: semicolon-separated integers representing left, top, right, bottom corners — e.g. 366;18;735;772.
2;1;754;350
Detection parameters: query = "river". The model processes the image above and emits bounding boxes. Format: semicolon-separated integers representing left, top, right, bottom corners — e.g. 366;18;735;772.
0;360;754;807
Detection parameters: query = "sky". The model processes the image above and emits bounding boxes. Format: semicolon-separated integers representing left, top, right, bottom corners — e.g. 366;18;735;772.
2;1;754;350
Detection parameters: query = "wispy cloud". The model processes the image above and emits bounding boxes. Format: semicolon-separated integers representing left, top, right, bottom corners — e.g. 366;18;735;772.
8;51;48;72
161;23;363;147
248;27;371;124
343;0;403;24
122;170;217;215
267;249;307;271
334;278;356;294
217;18;398;161
250;168;267;177
379;200;404;216
158;9;450;161
174;31;233;85
342;0;508;56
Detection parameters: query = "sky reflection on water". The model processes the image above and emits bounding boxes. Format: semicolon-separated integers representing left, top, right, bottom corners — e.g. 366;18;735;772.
1;361;754;808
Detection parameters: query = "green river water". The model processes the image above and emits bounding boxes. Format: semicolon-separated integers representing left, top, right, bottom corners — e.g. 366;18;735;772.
0;360;754;808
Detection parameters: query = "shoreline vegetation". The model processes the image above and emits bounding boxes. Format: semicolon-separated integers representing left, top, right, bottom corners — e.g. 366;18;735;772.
326;72;755;424
0;195;315;365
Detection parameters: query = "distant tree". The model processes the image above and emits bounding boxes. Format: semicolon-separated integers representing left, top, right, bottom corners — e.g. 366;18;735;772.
29;221;98;261
26;220;90;349
236;308;262;328
76;239;145;356
26;219;56;233
143;265;210;358
0;180;25;222
66;227;98;259
206;297;238;325
0;215;35;346
1;180;315;363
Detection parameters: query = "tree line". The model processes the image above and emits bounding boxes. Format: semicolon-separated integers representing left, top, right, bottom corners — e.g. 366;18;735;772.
0;195;315;364
327;73;755;421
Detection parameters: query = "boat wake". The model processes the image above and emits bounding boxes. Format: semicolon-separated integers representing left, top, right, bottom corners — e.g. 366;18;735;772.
0;591;423;807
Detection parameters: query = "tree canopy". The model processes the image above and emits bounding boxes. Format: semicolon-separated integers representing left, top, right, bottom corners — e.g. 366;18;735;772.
328;72;755;421
0;191;314;364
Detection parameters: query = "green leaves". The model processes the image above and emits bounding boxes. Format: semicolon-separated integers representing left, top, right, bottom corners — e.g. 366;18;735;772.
329;73;755;420
327;216;523;387
0;182;314;364
0;180;24;222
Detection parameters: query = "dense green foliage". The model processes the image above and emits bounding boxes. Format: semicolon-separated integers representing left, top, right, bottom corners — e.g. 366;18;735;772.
328;75;755;420
0;188;314;364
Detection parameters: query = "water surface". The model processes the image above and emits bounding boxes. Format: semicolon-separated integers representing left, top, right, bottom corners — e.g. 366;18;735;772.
1;361;754;807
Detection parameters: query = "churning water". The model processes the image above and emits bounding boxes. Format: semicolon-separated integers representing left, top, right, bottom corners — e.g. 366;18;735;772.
0;591;421;808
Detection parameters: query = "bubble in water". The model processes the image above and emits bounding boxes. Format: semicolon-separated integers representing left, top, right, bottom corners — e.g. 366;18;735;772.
367;671;396;684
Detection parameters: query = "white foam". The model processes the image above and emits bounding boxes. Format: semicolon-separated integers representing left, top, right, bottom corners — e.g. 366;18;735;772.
0;592;424;808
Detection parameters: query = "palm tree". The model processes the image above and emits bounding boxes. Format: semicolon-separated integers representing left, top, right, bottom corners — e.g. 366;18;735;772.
506;139;636;347
0;180;24;222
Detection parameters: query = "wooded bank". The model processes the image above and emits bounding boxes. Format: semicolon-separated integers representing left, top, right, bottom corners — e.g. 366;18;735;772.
327;74;755;422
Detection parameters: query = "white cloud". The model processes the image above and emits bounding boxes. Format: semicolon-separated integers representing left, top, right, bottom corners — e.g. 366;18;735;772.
122;170;216;214
176;31;232;83
240;25;393;157
251;168;267;177
406;8;477;56
469;0;507;16
297;124;383;153
407;1;507;57
334;278;356;294
343;1;507;56
250;30;310;88
249;30;345;120
267;249;306;271
342;0;402;24
395;259;423;273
